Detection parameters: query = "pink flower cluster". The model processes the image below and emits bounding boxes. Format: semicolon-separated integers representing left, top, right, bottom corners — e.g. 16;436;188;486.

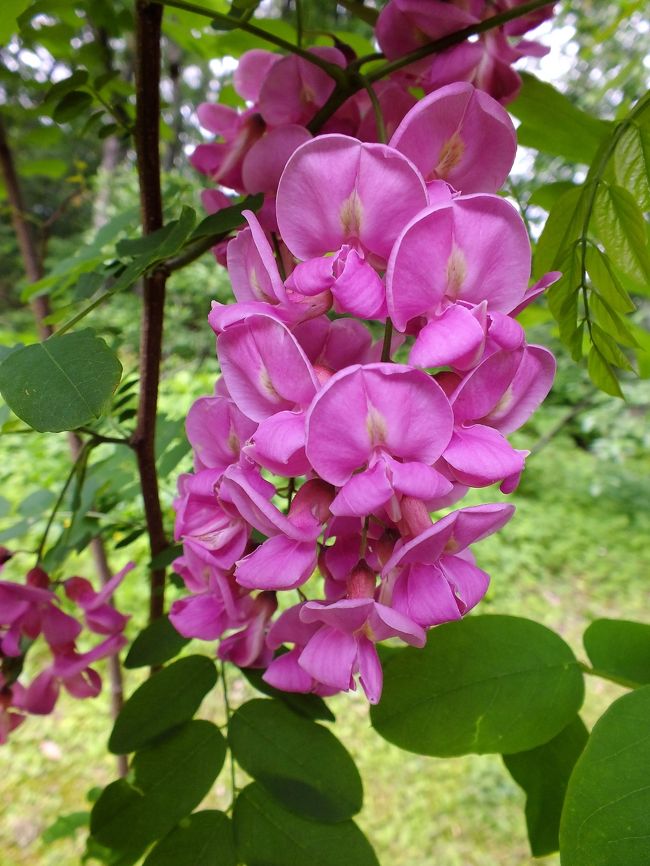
172;83;559;703
0;554;130;744
191;0;554;239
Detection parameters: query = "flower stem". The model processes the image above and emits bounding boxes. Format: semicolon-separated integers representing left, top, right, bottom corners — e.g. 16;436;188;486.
381;318;394;363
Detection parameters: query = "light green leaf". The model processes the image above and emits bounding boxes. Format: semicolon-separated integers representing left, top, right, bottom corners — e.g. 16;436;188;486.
593;183;650;284
587;346;624;397
614;121;650;210
0;330;122;433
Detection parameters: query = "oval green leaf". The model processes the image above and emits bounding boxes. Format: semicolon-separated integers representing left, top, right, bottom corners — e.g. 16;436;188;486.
142;811;236;866
109;655;217;754
504;716;588;857
93;721;226;853
371;615;584;756
228;699;362;822
53;89;94;123
233;783;379;866
0;329;122;433
560;685;650;865
584;618;650;687
124;616;190;670
240;665;334;722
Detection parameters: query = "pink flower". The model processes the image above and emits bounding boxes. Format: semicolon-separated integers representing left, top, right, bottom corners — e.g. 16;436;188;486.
218;591;277;668
63;562;133;636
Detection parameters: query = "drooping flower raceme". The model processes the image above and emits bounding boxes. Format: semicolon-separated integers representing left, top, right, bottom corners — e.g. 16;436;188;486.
174;70;559;705
0;561;131;743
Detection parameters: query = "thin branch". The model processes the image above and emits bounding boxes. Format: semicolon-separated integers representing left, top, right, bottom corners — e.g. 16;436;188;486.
580;662;640;691
359;74;386;143
132;0;169;624
154;0;345;82
36;443;91;563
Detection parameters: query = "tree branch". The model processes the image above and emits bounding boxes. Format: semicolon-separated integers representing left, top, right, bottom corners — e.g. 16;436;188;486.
131;0;169;624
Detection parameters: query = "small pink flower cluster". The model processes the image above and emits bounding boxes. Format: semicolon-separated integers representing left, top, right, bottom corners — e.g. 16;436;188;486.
0;551;130;744
377;0;555;104
172;84;559;703
191;0;554;240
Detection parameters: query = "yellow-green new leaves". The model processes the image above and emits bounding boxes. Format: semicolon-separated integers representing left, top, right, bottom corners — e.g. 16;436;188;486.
534;92;650;397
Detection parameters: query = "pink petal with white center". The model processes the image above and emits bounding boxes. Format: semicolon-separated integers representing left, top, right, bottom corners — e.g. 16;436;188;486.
242;125;312;194
276;135;428;264
298;625;357;691
235;535;316;590
439;554;490;614
234;49;281;102
390;82;516;193
483;345;556;434
62;668;102;699
409;303;487;370
218;314;319;421
263;648;315;693
444;424;526;487
246;409;309;476
450;348;523;424
226;211;285;305
186;395;256;473
330;460;394;517
305;363;454;485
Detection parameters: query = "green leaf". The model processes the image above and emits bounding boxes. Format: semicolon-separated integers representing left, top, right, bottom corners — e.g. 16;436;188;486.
228;699;362;822
585;245;635;314
19;158;68;179
92;721;226;853
233;783;380;866
583;619;650;687
560;686;650;865
503;716;588;857
370;615;584;757
594;183;650;284
142;811;236;866
0;0;33;42
240;666;335;722
108;655;217;754
510;73;611;165
528;180;577;211
117;207;196;260
0;330;122;433
534;186;588;278
614;121;650;210
53;90;94;123
42;811;89;844
189;193;264;241
587;346;624;398
124;616;190;670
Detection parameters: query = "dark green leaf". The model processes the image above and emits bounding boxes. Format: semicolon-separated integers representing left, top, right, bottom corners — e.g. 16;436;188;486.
240;666;335;722
0;330;122;433
53;90;94;123
510;73;610;164
117;207;196;260
149;543;184;571
43;69;89;104
108;655;217;754
124;616;190;670
504;716;588;857
560;686;650;866
233;783;380;866
371;615;584;757
142;811;236;866
190;193;264;241
93;721;226;853
228;699;362;822
584;619;650;687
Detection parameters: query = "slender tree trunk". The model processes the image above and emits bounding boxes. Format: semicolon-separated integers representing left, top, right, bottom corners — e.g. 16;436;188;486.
0;112;128;777
132;0;169;624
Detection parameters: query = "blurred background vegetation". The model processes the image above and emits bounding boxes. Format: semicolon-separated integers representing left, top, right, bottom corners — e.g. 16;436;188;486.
1;1;649;864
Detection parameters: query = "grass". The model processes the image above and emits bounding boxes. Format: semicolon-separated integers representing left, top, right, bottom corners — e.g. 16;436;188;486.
1;376;649;865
